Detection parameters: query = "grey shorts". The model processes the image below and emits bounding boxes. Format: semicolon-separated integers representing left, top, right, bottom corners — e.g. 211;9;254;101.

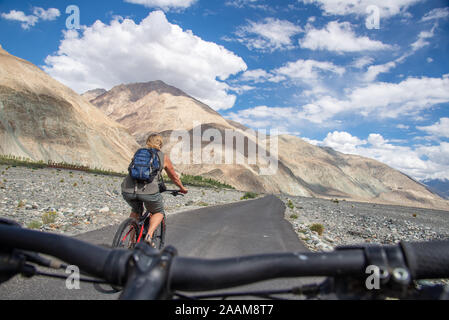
122;192;165;217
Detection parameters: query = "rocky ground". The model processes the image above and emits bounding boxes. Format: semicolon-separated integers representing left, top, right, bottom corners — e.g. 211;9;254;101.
280;194;449;252
2;165;448;290
279;195;449;285
0;165;245;236
1;164;448;252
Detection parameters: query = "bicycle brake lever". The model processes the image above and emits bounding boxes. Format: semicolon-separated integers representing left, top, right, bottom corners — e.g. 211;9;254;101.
0;249;27;284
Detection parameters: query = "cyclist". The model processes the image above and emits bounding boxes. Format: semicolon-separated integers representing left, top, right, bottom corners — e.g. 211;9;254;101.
121;133;188;247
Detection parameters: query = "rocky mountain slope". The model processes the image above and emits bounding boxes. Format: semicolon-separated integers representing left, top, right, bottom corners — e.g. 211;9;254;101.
0;45;139;172
87;81;449;210
89;80;234;145
81;88;107;102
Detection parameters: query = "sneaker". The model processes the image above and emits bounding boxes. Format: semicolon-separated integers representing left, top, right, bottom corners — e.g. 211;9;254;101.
144;235;156;248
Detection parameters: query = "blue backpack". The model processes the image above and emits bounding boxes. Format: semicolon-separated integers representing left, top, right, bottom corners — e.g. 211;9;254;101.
128;148;161;183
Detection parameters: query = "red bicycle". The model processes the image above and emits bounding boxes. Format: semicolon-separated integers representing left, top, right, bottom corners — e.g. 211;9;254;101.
112;190;183;250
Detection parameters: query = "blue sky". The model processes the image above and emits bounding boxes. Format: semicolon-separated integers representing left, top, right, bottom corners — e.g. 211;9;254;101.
0;0;448;181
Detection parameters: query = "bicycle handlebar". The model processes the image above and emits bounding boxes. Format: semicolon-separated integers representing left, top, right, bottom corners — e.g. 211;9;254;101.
161;189;184;196
401;241;449;280
1;223;449;298
170;250;366;291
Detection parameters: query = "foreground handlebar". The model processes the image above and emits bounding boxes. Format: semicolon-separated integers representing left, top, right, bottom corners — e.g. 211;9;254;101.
401;241;449;280
1;224;449;294
169;250;366;291
0;224;131;285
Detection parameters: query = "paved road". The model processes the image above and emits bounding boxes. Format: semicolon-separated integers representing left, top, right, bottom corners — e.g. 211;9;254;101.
1;195;314;300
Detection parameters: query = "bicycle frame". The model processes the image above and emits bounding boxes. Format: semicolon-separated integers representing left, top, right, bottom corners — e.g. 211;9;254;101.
118;189;181;251
120;210;166;246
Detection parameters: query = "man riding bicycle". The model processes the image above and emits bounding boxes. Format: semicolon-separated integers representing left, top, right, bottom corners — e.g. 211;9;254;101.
121;133;188;247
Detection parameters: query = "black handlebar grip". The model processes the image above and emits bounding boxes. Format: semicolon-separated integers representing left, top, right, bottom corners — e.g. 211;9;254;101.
401;240;449;280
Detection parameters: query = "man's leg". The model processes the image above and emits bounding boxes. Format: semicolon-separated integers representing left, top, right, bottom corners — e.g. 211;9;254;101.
126;212;139;247
123;193;142;246
144;212;164;243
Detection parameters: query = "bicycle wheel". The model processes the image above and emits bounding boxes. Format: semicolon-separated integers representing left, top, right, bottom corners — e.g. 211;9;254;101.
151;218;165;250
112;218;139;250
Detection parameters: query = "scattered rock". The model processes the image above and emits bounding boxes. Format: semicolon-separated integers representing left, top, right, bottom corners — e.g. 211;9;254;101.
280;195;449;253
0;165;246;236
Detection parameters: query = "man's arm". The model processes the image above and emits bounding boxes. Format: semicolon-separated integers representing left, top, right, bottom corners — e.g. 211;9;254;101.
164;154;188;194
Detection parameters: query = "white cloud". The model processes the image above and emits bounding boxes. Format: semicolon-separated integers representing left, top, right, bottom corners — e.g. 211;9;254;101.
421;7;449;22
226;0;262;8
228;84;256;94
363;61;396;82
232;75;449;126
33;7;60;21
43;11;247;111
241;69;272;83
227;105;299;130
358;23;438;82
322;131;367;154
299;21;392;52
240;59;344;85
417;143;449;168
226;0;258;6
124;0;197;10
352;56;374;69
1;10;38;29
411;27;435;52
235;18;303;52
316;131;449;180
299;0;423;18
297;97;344;123
274;59;345;82
417;118;449;138
1;7;60;29
396;124;410;130
344;76;449;119
225;0;272;11
290;75;449;124
427;57;433;63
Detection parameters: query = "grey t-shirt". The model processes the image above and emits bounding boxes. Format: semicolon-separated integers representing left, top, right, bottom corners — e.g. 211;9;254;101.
121;150;164;195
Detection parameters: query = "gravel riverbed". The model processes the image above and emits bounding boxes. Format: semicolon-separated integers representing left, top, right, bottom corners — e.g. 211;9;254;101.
280;194;449;252
0;165;245;236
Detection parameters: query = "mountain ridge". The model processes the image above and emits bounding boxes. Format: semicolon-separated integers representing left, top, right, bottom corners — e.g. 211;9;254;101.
0;45;139;172
86;80;449;210
421;178;449;199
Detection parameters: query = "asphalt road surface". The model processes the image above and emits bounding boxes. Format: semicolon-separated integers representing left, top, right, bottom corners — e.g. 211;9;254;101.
1;195;315;300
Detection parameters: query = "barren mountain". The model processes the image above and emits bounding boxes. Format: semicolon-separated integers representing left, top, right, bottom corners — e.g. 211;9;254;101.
81;88;107;102
90;80;232;145
0;45;139;172
88;80;449;210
